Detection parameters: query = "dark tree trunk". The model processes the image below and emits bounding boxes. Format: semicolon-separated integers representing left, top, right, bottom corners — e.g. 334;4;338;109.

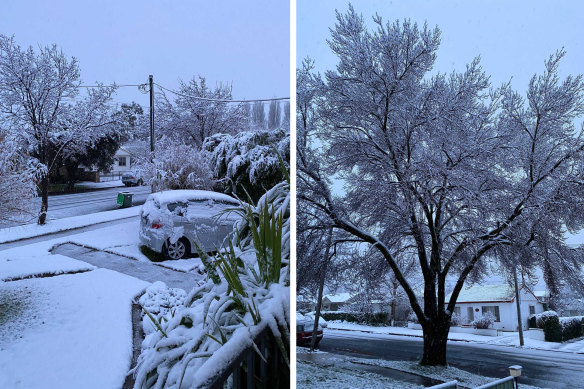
420;319;450;366
38;176;49;225
65;165;78;192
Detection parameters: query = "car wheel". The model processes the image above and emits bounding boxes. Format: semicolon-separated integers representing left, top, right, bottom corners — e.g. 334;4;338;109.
124;183;130;187
163;238;189;260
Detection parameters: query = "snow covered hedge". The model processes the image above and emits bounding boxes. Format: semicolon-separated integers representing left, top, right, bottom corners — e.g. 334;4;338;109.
133;179;290;388
203;127;290;202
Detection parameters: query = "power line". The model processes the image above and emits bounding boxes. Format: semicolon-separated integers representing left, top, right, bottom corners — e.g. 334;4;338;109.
155;82;289;103
76;83;147;88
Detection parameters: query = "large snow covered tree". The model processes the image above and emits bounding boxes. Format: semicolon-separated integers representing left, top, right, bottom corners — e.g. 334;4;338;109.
156;76;245;147
298;5;584;366
0;35;115;224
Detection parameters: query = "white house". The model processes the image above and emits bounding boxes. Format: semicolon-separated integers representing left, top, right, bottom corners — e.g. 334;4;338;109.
110;146;133;173
446;284;545;331
322;293;353;311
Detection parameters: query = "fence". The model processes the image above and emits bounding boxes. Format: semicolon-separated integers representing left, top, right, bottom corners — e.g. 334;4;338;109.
430;376;515;389
99;172;124;182
204;327;289;389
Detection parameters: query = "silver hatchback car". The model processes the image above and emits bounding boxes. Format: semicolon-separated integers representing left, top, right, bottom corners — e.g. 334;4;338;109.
139;190;240;260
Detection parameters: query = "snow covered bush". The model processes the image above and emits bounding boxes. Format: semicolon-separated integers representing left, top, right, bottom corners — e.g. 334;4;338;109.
139;282;187;335
203;127;290;202
472;313;495;329
407;312;419;324
544;315;563;342
534;310;559;329
133;178;290;388
560;316;583;341
450;313;462;327
136;136;215;192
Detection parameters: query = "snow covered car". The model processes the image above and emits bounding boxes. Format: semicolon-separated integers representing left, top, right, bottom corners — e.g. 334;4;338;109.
296;313;324;348
302;312;328;328
122;171;144;186
139;190;240;260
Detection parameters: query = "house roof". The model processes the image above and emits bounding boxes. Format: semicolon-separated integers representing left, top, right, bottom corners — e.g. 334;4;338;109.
446;284;541;304
323;293;352;304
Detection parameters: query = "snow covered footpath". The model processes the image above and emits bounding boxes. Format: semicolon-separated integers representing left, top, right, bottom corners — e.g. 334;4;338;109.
0;206;141;244
328;321;584;353
297;347;542;389
0;269;149;389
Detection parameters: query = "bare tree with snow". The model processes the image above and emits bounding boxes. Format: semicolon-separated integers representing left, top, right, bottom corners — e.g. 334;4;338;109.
156;76;244;147
0;35;115;224
298;5;584;366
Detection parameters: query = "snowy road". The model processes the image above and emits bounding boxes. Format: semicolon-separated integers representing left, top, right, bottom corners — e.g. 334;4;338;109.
44;186;151;220
320;329;584;388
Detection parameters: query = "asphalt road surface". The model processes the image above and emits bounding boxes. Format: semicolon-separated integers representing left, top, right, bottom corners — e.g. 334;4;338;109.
43;186;151;220
320;330;584;388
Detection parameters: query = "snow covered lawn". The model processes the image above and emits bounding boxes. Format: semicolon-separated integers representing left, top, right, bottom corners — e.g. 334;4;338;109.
0;269;149;389
0;206;140;244
327;322;584;353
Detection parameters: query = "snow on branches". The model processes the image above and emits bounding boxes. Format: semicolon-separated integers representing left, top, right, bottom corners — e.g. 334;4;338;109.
203;127;290;202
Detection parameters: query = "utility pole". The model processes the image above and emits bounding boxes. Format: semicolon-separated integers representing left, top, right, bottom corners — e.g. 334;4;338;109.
311;225;333;351
514;267;524;346
149;75;154;152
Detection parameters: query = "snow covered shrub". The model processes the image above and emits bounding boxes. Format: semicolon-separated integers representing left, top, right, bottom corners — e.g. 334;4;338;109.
203;127;290;202
450;313;462;327
472;312;495;329
535;310;559;329
139;282;187;335
132;178;290;388
136;136;215;192
560;317;583;341
407;312;419;324
543;315;562;342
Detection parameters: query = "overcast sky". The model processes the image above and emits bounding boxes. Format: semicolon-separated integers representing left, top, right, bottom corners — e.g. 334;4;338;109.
0;0;290;107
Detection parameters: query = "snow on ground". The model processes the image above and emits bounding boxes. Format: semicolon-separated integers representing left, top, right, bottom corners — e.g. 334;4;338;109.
76;180;124;189
0;206;140;244
0;253;95;281
297;347;542;389
327;322;584;353
297;358;423;389
0;269;149;389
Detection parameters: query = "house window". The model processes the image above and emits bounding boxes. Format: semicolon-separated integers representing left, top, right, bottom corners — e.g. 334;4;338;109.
529;305;535;315
481;306;500;321
453;307;461;316
118;156;127;166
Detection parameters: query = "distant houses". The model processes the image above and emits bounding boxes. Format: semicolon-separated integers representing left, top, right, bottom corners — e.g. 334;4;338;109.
446;284;546;331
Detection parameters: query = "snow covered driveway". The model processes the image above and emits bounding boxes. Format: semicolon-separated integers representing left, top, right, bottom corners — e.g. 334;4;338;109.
0;269;149;389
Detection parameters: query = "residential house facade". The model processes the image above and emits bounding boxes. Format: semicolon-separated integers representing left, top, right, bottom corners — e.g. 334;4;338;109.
446;284;545;331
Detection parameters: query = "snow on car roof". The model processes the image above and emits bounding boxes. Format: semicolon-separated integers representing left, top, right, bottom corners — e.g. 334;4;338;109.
147;190;239;205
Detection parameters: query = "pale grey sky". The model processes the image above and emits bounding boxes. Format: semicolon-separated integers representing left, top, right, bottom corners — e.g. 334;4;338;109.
0;0;290;107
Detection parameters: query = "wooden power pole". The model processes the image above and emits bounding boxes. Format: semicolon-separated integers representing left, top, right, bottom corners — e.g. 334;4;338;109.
514;268;525;346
